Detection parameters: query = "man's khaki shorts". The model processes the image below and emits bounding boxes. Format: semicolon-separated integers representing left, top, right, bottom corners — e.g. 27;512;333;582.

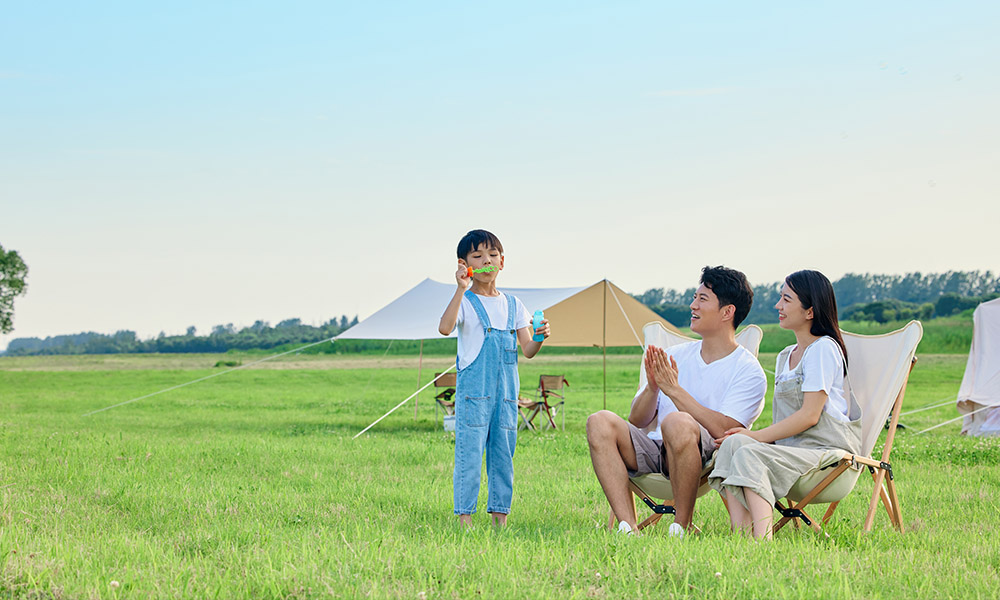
626;421;715;478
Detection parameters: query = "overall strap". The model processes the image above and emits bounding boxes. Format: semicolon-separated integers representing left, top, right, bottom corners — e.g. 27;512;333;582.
464;290;492;333
776;346;794;378
504;293;517;334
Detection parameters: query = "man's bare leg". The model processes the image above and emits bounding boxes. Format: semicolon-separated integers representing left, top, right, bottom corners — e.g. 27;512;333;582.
661;412;703;530
586;410;639;531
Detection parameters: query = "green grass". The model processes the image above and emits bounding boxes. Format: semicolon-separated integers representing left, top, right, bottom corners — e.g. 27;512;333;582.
1;351;998;599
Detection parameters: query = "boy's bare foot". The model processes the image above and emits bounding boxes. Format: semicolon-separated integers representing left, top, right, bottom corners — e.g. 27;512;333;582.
458;514;473;527
490;513;508;527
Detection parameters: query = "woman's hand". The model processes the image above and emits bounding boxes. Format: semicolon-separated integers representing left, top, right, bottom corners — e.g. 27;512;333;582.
714;426;755;447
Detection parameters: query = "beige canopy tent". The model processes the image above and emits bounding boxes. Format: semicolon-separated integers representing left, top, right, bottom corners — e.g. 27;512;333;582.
529;279;683;407
343;278;682;436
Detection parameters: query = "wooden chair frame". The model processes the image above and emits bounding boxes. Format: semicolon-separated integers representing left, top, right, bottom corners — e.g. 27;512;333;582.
607;465;720;533
773;356;915;534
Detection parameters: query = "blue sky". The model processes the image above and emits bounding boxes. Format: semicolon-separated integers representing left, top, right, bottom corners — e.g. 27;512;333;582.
2;2;998;349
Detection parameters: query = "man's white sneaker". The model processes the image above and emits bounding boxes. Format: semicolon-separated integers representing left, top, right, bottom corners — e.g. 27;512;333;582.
617;521;636;536
667;522;685;538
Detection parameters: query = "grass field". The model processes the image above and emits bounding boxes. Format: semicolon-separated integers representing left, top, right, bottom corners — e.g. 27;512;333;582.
2;349;999;599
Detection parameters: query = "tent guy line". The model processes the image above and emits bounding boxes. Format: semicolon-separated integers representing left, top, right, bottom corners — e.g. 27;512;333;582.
915;403;992;435
353;368;456;439
607;282;642;347
898;396;958;417
81;337;334;417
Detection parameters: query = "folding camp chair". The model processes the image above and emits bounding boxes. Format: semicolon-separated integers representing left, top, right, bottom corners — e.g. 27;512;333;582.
433;372;457;424
772;320;922;534
518;375;569;430
609;322;763;531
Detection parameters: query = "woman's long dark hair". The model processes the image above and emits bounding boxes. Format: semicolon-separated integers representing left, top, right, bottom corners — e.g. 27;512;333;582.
785;270;848;374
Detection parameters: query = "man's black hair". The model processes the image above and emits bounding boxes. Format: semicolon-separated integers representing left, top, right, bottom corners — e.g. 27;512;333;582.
700;265;754;329
457;229;504;259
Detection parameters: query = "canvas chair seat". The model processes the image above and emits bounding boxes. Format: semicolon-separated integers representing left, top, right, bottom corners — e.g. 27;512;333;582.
630;470;712;501
772;320;923;534
612;322;762;532
784;458;862;504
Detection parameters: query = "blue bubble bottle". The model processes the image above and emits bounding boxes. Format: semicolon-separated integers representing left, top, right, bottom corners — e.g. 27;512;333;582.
532;310;545;342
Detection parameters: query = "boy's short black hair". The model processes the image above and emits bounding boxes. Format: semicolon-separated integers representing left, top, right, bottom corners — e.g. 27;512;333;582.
700;265;754;329
457;229;504;260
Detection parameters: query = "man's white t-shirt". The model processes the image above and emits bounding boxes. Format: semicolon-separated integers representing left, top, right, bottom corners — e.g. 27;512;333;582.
775;336;850;421
456;293;531;369
636;341;767;441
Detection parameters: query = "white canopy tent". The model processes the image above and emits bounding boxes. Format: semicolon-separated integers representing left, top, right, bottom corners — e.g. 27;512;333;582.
340;278;682;435
337;278;681;346
338;279;587;341
958;297;1000;436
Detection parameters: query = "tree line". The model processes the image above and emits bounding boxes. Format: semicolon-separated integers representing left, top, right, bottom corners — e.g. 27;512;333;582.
3;316;359;356
633;271;1000;327
4;270;997;357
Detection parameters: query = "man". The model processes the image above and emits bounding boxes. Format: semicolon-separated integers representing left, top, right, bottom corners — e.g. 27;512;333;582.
586;266;767;536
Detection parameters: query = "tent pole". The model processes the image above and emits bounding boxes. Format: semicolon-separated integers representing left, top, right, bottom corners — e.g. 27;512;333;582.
415;339;423;419
603;279;607;410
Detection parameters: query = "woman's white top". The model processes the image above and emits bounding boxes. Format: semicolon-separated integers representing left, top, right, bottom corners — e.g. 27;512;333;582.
775;336;850;421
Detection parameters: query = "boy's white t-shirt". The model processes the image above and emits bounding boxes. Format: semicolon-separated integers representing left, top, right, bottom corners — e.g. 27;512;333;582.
636;341;767;441
775;336;850;421
456;292;532;369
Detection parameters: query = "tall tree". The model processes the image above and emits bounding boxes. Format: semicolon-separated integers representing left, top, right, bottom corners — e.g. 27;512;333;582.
0;244;29;334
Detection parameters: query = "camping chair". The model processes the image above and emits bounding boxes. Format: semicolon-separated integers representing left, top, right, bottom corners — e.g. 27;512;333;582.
518;375;569;430
773;320;923;534
433;372;457;425
609;322;763;532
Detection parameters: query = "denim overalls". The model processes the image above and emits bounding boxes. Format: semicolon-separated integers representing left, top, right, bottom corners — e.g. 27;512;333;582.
453;290;520;515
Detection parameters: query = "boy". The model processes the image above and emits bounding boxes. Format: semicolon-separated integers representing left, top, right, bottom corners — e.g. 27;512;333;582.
438;229;549;527
586;266;767;536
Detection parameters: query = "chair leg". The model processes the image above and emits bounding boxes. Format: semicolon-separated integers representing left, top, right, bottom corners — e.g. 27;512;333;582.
519;406;540;431
877;479;893;522
822;501;840;524
638;513;664;530
864;469;887;532
885;476;904;532
873;474;903;531
542;406;557;429
529;408;542;430
800;507;821;532
773;503;789;533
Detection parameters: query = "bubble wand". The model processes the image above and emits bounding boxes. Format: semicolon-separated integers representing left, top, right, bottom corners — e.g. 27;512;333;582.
466;265;500;277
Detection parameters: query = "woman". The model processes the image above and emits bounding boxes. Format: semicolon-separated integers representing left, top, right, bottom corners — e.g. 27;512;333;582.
708;270;862;539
